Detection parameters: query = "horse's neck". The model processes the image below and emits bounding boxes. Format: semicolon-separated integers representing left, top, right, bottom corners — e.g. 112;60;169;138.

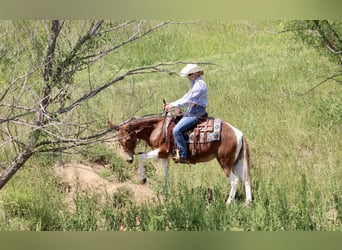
133;117;164;148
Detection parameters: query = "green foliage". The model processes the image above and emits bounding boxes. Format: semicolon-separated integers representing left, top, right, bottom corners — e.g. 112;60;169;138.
66;188;100;231
313;94;342;129
334;194;342;222
100;187;137;231
81;143;134;182
110;156;133;182
111;187;135;209
285;20;342;64
0;165;65;230
81;144;114;165
143;161;157;178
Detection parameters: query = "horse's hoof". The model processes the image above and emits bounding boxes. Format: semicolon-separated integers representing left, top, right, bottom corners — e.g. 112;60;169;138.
225;200;233;205
244;200;253;206
140;178;147;185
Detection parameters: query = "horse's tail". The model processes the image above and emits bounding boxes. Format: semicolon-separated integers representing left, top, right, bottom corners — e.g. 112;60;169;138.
242;136;251;186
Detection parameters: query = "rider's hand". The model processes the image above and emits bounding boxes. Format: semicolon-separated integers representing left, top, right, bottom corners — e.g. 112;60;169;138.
163;103;173;112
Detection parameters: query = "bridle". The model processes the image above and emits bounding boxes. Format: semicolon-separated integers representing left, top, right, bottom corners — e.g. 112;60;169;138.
118;125;145;155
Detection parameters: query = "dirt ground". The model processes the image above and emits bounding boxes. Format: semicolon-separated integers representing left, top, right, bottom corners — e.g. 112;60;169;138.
54;161;159;209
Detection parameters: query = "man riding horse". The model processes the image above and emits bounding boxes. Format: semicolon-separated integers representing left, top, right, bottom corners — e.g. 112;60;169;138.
163;64;208;164
109;64;253;204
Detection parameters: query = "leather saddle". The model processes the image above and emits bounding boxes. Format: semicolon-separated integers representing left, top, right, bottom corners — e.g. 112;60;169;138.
161;113;217;160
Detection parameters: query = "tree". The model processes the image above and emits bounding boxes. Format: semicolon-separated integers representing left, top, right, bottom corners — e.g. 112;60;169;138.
286;20;342;94
284;20;342;63
0;20;179;189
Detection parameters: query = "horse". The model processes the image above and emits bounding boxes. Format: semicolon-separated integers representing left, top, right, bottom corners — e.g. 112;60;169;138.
108;114;252;205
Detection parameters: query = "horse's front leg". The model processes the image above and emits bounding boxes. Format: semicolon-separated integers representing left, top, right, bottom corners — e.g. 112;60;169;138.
137;149;159;184
161;158;170;194
137;155;147;184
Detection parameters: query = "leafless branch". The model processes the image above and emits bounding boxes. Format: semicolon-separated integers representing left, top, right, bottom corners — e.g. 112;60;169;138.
0;66;42;102
32;125;119;154
297;73;342;96
80;21;172;65
56;63;174;115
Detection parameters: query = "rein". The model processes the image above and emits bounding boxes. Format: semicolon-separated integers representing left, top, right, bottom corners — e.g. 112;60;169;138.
161;99;169;134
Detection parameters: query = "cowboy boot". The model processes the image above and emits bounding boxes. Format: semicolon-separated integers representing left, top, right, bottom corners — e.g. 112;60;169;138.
172;149;189;164
172;149;180;162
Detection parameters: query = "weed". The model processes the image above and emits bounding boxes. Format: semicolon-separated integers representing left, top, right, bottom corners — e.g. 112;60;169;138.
110;157;132;182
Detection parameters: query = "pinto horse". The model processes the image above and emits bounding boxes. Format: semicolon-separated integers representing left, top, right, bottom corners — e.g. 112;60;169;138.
108;115;252;204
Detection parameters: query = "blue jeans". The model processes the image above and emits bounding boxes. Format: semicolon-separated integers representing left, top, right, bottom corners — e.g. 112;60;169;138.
173;105;206;159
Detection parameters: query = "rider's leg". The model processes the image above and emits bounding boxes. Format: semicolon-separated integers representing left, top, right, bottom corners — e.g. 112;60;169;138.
172;116;198;160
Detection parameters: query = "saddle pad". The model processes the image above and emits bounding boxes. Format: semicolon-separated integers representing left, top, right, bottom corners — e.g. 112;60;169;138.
186;118;222;144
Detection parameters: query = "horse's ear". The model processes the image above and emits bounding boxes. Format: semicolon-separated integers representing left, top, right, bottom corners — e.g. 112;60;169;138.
107;120;119;131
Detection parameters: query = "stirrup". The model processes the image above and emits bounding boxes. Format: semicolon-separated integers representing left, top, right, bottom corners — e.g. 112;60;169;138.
172;149;180;162
172;150;189;164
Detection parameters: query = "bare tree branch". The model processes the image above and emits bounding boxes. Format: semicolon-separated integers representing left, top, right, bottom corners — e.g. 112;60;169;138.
56;20;104;75
80;21;172;64
298;73;342;96
56;63;178;115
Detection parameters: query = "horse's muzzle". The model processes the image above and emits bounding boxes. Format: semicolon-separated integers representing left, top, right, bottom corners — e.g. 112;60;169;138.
124;152;134;163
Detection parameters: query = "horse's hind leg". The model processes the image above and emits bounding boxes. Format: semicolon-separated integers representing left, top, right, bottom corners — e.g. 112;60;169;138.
234;160;252;204
244;181;252;204
219;158;239;204
226;172;239;205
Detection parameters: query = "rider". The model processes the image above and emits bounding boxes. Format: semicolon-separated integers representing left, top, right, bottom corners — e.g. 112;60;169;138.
163;64;208;163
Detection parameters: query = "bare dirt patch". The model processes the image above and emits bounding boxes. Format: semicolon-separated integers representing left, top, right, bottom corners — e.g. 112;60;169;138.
54;161;158;209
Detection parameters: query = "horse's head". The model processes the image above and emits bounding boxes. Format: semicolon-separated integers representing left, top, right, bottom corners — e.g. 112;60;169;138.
117;124;138;163
108;121;137;163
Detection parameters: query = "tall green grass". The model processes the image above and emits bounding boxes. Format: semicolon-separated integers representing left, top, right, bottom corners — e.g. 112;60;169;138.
0;20;341;231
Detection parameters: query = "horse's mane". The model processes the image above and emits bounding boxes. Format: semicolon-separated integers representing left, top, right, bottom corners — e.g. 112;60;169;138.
119;115;164;128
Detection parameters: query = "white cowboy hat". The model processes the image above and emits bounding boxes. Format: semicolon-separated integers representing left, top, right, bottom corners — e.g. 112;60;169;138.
179;64;204;77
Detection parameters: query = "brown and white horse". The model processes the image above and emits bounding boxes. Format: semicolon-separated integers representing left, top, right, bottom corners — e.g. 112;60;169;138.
108;115;252;204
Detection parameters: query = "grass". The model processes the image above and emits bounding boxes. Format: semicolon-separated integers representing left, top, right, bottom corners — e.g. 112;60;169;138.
0;20;341;231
